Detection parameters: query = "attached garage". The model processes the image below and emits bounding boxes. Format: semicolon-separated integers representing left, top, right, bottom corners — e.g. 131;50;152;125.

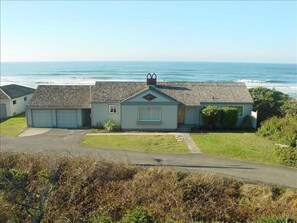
32;110;53;127
56;109;78;128
26;85;97;128
0;103;7;119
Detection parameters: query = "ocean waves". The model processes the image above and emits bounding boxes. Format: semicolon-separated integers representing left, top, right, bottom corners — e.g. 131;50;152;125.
1;61;296;98
235;79;290;84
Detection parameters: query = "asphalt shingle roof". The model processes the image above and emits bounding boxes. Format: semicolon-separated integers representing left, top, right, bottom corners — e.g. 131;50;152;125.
0;84;35;100
28;82;253;108
92;82;148;103
92;82;254;105
28;85;92;109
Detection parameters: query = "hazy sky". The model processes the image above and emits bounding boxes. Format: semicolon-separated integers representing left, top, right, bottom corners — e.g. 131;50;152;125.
1;1;297;63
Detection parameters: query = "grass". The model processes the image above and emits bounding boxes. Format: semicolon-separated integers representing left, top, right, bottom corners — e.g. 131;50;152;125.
81;135;190;153
0;113;26;137
191;132;280;165
1;151;297;223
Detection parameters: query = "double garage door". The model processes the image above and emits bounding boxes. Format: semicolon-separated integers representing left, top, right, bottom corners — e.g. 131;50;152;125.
32;109;78;128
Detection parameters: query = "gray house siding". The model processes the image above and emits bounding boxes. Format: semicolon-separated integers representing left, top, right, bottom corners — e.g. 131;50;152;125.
120;89;179;130
91;103;121;127
121;104;178;130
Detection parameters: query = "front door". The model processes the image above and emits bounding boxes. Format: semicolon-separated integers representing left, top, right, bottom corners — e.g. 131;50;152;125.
178;106;185;124
83;109;91;127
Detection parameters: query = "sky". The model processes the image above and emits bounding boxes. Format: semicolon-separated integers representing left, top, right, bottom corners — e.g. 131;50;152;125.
1;1;297;63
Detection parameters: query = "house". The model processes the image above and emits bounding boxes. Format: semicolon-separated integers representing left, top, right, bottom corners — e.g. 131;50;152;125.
0;84;35;119
26;74;255;130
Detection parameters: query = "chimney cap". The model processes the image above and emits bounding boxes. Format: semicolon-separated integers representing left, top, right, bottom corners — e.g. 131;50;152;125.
146;73;157;85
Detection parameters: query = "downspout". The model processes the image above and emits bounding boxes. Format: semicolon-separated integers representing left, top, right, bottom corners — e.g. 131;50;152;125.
89;86;92;127
120;102;123;129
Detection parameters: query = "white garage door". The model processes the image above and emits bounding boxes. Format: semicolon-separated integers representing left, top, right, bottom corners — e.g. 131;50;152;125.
32;110;53;127
0;104;7;119
57;109;78;128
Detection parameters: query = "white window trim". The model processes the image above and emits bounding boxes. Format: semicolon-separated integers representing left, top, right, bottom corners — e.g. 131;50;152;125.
138;106;161;122
108;105;118;114
13;100;17;105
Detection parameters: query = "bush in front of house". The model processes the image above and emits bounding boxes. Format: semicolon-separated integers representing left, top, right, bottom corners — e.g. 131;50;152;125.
240;115;254;129
104;120;121;131
201;106;239;129
201;106;222;129
221;107;238;129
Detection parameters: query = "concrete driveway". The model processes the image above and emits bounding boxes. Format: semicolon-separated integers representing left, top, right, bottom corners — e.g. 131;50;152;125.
1;129;297;188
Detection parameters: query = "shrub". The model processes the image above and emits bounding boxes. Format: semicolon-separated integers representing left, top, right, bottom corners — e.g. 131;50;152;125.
249;87;291;126
271;186;285;200
121;208;156;223
221;107;238;128
274;147;297;167
257;115;297;148
91;212;113;223
201;106;222;129
104;120;120;131
1;152;297;222
254;216;294;223
257;115;297;167
281;99;297;116
240;115;254;129
201;106;239;129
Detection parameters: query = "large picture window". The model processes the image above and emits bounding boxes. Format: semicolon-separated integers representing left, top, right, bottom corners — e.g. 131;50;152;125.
139;107;161;121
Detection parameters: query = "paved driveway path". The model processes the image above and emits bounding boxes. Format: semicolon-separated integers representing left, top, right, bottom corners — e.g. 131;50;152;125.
1;129;296;188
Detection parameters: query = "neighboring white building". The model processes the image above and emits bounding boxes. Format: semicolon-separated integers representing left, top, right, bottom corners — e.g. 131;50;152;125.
26;74;255;130
0;84;35;119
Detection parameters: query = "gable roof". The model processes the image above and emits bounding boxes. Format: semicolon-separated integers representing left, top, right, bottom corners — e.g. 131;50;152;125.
28;85;92;109
121;85;179;103
92;82;253;105
0;84;35;100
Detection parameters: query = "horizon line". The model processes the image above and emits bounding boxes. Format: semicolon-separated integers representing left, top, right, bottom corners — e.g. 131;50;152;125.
1;60;296;65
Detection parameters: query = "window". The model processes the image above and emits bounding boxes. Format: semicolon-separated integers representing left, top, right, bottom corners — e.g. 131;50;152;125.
231;106;243;117
13;100;16;105
139;107;161;121
24;97;27;101
109;105;117;114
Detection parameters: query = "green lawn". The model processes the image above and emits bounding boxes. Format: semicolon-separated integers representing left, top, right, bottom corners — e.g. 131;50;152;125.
0;113;27;137
191;132;279;165
81;135;189;154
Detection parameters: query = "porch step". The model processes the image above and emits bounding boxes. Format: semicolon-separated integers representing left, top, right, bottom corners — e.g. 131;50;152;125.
177;124;196;132
177;129;190;132
176;127;191;132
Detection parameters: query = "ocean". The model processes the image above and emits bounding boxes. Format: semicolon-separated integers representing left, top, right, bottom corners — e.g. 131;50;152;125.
1;61;296;98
